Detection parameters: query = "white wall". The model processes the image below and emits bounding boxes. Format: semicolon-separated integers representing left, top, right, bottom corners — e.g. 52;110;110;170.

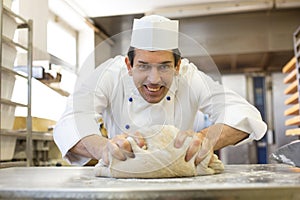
12;0;100;121
18;0;49;60
221;74;254;164
75;28;96;87
222;74;247;97
13;77;67;121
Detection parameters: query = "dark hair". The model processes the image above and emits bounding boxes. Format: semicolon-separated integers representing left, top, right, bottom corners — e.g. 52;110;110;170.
127;46;181;67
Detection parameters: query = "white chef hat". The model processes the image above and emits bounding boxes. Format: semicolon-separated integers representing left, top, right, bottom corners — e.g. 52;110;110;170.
130;15;179;51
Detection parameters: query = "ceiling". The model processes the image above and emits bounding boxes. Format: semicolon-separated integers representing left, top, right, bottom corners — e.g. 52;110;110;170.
65;0;300;18
63;0;235;18
64;0;300;74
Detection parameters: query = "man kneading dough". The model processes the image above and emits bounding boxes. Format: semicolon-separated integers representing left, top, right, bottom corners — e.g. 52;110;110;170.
53;15;267;171
94;125;224;178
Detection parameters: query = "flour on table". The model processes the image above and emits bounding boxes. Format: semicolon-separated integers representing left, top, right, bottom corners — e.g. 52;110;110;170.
94;125;224;178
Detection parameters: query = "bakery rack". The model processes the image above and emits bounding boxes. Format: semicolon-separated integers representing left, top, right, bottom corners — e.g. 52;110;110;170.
0;1;33;167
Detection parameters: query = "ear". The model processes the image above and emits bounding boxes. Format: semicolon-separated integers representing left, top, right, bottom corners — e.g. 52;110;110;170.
175;59;181;75
125;56;133;76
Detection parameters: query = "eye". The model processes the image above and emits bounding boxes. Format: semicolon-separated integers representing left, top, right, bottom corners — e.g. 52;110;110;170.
137;64;150;71
159;64;172;72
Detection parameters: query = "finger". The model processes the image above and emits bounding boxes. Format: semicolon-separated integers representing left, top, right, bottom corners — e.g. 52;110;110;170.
115;138;132;152
119;141;135;158
127;137;143;153
110;134;134;157
195;150;208;165
133;131;146;148
174;130;193;148
195;137;213;165
115;139;135;158
102;147;109;166
185;135;201;162
108;141;127;161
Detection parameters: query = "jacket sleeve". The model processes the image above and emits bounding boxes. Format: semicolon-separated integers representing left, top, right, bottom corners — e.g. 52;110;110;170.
190;63;267;145
53;57;118;165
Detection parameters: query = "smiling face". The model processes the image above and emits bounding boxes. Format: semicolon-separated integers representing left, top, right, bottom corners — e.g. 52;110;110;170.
125;49;181;104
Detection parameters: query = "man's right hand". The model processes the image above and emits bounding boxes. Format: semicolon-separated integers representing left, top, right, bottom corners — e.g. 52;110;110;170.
101;132;146;166
70;132;145;165
101;134;132;165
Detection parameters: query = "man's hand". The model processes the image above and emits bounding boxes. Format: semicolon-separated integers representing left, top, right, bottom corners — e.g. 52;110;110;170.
174;130;212;165
70;132;146;165
101;132;146;165
174;124;248;166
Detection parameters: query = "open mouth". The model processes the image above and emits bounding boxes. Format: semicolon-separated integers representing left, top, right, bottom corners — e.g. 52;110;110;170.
140;85;166;103
144;84;165;93
146;86;161;92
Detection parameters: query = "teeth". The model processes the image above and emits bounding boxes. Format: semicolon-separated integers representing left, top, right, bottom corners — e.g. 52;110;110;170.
147;86;160;92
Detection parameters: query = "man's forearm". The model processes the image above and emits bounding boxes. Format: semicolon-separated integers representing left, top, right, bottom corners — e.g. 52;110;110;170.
199;124;249;151
70;134;108;160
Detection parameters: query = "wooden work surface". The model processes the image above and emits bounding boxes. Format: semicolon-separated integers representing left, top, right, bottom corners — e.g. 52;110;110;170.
0;164;299;200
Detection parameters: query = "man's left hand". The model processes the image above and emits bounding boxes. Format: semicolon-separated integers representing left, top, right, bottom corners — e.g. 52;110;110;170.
174;130;212;165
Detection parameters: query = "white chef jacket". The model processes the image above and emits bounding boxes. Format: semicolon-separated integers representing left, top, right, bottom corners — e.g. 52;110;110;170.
53;55;267;165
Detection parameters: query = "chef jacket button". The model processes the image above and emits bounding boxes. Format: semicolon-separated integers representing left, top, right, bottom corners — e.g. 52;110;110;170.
166;96;171;101
128;97;133;102
125;124;130;129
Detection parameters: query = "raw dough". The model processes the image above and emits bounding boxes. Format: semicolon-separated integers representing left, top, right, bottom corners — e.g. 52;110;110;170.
94;125;224;178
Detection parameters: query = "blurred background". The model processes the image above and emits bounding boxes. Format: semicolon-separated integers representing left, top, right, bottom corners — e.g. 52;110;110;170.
1;0;300;167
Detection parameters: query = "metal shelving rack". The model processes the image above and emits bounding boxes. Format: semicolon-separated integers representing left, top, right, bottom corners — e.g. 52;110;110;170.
0;2;33;167
282;26;300;137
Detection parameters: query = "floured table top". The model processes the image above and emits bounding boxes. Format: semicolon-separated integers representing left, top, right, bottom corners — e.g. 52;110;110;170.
0;164;299;199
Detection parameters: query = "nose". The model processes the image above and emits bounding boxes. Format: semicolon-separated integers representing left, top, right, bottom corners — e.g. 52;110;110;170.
147;67;161;84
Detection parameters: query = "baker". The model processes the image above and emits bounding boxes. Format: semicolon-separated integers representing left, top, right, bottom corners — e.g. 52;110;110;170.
53;15;267;167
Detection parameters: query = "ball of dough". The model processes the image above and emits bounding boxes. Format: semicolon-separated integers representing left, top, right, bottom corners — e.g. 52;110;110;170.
94;125;224;178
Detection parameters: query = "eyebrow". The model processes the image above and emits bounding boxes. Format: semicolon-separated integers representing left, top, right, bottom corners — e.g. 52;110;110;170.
137;60;173;64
